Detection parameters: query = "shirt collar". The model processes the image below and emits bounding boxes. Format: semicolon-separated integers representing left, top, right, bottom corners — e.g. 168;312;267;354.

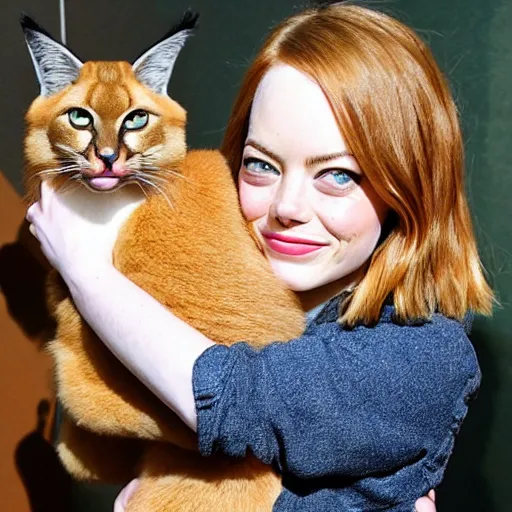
309;293;473;334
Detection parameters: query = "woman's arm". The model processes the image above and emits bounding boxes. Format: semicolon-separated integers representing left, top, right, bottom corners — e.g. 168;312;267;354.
67;264;214;431
191;316;478;478
27;182;214;431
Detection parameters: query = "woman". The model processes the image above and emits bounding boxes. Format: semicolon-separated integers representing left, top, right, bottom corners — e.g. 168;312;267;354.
27;3;492;511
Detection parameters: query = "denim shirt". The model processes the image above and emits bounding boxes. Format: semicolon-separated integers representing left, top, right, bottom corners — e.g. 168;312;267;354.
192;296;480;511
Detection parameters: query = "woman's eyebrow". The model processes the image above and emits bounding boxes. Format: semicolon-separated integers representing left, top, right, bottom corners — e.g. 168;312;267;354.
245;139;354;167
245;139;283;166
305;151;353;166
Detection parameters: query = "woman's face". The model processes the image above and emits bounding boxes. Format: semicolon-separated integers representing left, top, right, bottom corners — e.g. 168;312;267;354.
238;64;389;293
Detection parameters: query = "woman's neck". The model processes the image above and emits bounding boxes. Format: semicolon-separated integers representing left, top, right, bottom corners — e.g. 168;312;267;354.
296;269;363;313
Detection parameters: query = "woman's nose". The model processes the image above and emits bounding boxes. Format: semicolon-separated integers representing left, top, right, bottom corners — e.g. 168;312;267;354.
270;176;311;227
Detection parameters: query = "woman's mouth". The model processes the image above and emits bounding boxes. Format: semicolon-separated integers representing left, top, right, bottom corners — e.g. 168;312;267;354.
262;232;328;256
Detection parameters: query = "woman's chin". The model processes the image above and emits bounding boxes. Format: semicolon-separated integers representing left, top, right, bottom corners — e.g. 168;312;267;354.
270;263;360;301
269;271;315;293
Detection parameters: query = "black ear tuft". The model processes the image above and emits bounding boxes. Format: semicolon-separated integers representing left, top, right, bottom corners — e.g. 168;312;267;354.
132;10;200;66
172;9;200;34
20;13;54;39
131;10;200;96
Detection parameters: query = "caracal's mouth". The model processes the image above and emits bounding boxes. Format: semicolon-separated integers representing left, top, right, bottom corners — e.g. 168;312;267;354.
82;170;128;192
86;176;121;191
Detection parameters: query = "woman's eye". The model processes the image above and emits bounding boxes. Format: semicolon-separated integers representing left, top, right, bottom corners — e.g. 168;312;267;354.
68;108;93;129
319;169;358;188
123;111;149;130
243;158;278;174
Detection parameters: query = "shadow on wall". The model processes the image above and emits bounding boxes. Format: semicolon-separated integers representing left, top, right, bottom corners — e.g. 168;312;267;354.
15;399;73;512
0;220;55;344
1;221;68;510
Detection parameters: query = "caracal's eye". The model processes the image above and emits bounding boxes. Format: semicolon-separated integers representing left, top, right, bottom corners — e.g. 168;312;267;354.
123;110;149;130
68;108;93;129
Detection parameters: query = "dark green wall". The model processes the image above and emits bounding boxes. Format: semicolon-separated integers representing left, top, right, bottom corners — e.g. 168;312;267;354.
1;1;510;510
389;2;512;510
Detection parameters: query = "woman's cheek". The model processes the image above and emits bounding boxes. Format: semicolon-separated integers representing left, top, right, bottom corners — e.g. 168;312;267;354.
238;181;273;222
321;194;383;246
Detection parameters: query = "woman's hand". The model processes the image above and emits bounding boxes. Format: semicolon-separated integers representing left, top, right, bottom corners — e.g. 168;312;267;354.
113;478;140;512
415;490;436;512
26;181;118;281
113;480;436;511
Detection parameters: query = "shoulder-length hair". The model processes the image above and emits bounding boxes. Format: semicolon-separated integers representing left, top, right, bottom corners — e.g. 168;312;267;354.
221;3;494;326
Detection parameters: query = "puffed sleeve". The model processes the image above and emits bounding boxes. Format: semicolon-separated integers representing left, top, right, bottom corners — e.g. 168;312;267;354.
192;315;480;478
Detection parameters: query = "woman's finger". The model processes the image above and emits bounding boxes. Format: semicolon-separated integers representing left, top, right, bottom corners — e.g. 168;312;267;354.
428;489;436;502
28;223;38;239
113;478;140;512
40;180;54;213
415;496;436;512
26;202;41;224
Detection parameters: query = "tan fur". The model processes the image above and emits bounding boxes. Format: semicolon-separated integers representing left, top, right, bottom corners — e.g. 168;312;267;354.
24;60;304;510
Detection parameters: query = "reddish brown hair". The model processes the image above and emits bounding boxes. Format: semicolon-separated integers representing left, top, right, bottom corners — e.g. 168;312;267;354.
221;3;494;326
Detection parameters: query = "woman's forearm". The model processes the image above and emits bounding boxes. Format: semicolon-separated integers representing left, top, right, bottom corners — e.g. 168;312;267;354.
64;264;215;431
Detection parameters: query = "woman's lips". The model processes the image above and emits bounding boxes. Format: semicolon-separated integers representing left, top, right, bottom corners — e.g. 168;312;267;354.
262;232;328;256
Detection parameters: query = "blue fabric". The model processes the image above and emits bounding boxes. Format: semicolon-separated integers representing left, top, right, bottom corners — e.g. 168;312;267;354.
193;295;480;511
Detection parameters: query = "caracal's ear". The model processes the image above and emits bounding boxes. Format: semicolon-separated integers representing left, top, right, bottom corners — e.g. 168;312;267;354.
20;14;83;97
132;10;199;96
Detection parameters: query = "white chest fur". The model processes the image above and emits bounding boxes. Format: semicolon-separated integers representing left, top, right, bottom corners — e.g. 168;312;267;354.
58;185;146;241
